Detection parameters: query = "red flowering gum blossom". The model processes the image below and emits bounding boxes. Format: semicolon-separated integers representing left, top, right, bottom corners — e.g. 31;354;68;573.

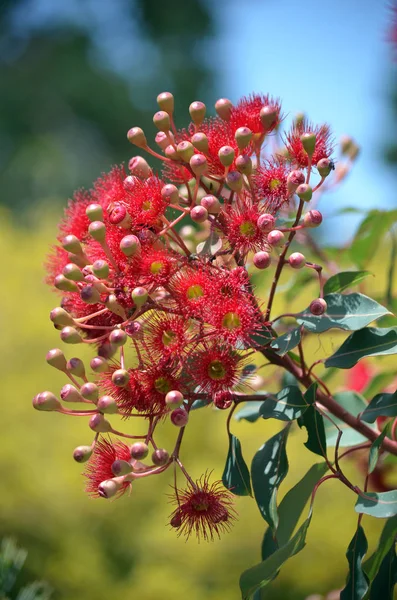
84;437;131;498
188;344;244;395
143;313;192;359
284;119;333;168
206;296;263;346
169;474;236;541
168;265;219;317
346;361;372;393
229;93;281;136
252;159;292;210
222;203;269;255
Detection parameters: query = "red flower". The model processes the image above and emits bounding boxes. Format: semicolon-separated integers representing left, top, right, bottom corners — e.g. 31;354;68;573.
84;437;131;498
143;313;192;359
252;159;291;210
229;93;281;136
346;362;372;393
168;265;218;317
206;296;262;346
187;344;243;395
284;119;333;168
223;202;268;255
169;474;236;541
139;247;180;287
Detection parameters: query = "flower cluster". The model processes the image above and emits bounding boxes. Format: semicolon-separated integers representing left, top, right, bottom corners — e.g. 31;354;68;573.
34;90;339;541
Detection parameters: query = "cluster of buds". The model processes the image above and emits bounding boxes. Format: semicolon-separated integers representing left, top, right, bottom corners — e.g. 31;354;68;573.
34;91;352;541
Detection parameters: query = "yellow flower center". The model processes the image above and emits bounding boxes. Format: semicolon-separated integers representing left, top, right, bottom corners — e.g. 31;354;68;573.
208;360;226;381
162;330;177;346
239;220;256;237
222;312;241;330
187;284;204;299
154;376;172;394
150;260;164;274
270;178;281;190
142;200;152;211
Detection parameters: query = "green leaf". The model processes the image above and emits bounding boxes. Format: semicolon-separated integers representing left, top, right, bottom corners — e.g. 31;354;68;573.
239;512;312;599
355;491;397;518
270;327;301;356
350;209;397;268
323;271;372;295
325;327;397;369
235;401;264;423
222;434;252;496
369;545;397;600
368;429;388;474
364;516;397;580
340;526;369;600
251;426;290;530
261;462;329;561
361;391;397;423
325;391;376;447
297;293;390;333
298;383;327;457
259;386;309;422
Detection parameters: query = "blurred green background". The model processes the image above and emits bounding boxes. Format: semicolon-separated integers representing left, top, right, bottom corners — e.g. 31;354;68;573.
1;1;396;599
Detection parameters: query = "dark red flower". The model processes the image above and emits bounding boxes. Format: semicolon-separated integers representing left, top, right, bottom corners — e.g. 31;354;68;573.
169;474;236;541
252;159;291;210
84;437;131;498
187;344;243;395
229;93;281;136
284;119;333;168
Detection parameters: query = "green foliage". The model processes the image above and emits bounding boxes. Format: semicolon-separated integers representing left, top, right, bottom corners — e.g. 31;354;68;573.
340;526;369;600
222;434;252;496
258;386;309;422
234;402;264;423
0;538;52;600
361;390;397;423
368;544;397;599
270;327;302;356
298;384;327;457
323;270;372;295
355;491;397;518
368;429;389;474
325;327;397;368
325;392;376;447
364;516;397;581
350;210;397;268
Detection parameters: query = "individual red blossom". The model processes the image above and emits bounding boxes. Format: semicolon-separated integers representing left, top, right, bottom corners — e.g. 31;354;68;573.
98;363;149;416
138;247;180;287
168;265;218;316
58;189;94;240
143;313;192;359
84;437;131;498
229;93;281;136
206;296;262;346
252;159;291;209
284;119;333;168
139;361;182;412
126;176;168;230
187;344;243;395
169;474;236;541
223;202;268;255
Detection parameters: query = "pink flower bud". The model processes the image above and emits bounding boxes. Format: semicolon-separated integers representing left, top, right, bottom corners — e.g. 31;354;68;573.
287;170;305;194
130;442;149;460
253;251;271;270
200;194;220;214
288;252;306;269
170;408;189;427
214;391;233;410
152;448;169;466
165;390;184;406
89;413;111;433
161;184;179;204
304;210;323;228
189;101;206;126
128;156;151;179
215;98;233;121
190;205;208;223
257;214;275;232
309;298;328;316
190;154;208;176
267;230;285;247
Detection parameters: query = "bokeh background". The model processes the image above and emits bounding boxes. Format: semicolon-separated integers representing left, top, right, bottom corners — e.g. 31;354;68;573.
1;0;396;598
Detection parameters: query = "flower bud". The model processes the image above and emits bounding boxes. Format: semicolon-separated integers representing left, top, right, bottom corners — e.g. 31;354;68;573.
88;221;106;242
288;252;306;269
86;203;103;222
310;298;327;316
89;413;111;433
164;145;179;160
92;260;109;279
63;263;84;282
317;158;333;178
108;203;131;228
200;195;220;214
120;235;141;257
260;104;279;131
127;127;147;148
190;154;208;176
46;348;67;371
170;407;189;427
177;141;195;162
67;357;86;378
54;275;79;293
152;448;169;466
105;295;127;319
98;478;121;499
287;170;305;194
155;131;169;151
60;384;84;403
340;135;354;155
157;91;174;114
112;459;132;476
257;214;275;232
81;382;99;402
226;171;243;192
301;132;316;157
235;127;252;150
90;356;109;373
68;252;88;268
161;184;179;204
109;329;127;347
50;307;74;327
296;183;313;202
214;390;233;410
130;442;149;460
189;101;206;126
191;132;209;153
304;210;323;228
170;511;182;528
153;110;171;132
125;321;144;339
131;287;148;308
215;98;233;121
97;395;118;414
62;234;83;254
267;230;285;247
60;326;82;344
165;390;183;407
218;145;235;167
80;285;102;304
73;445;93;463
253;251;271;269
112;369;130;387
235;154;252;175
33;391;61;412
190;205;208;223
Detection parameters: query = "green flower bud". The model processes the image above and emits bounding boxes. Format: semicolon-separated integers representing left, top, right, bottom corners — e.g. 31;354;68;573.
80;285;102;305
112;369;130;387
46;348;67;371
317;158;333;178
191;132;209;153
120;235;140;257
33;391;61;412
92;260;109;279
153;110;171;132
105;295;127;319
161;184;179;204
50;307;74;327
86;203;103;222
215;98;233;121
54;275;79;293
60;326;83;344
88;221;106;242
63;263;84;281
109;329;127;347
190;154;208;176
67;357;86;378
127;127;147;148
226;171;243;192
189;101;206;126
90;356;109;373
97;395;118;414
300;132;317;157
296;183;313;202
177;141;195;162
81;382;99;402
131;287;148;308
235;127;252;150
73;445;93;463
89;413;111;433
235;155;252;175
218;145;235;167
62;235;83;254
157;91;174;115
